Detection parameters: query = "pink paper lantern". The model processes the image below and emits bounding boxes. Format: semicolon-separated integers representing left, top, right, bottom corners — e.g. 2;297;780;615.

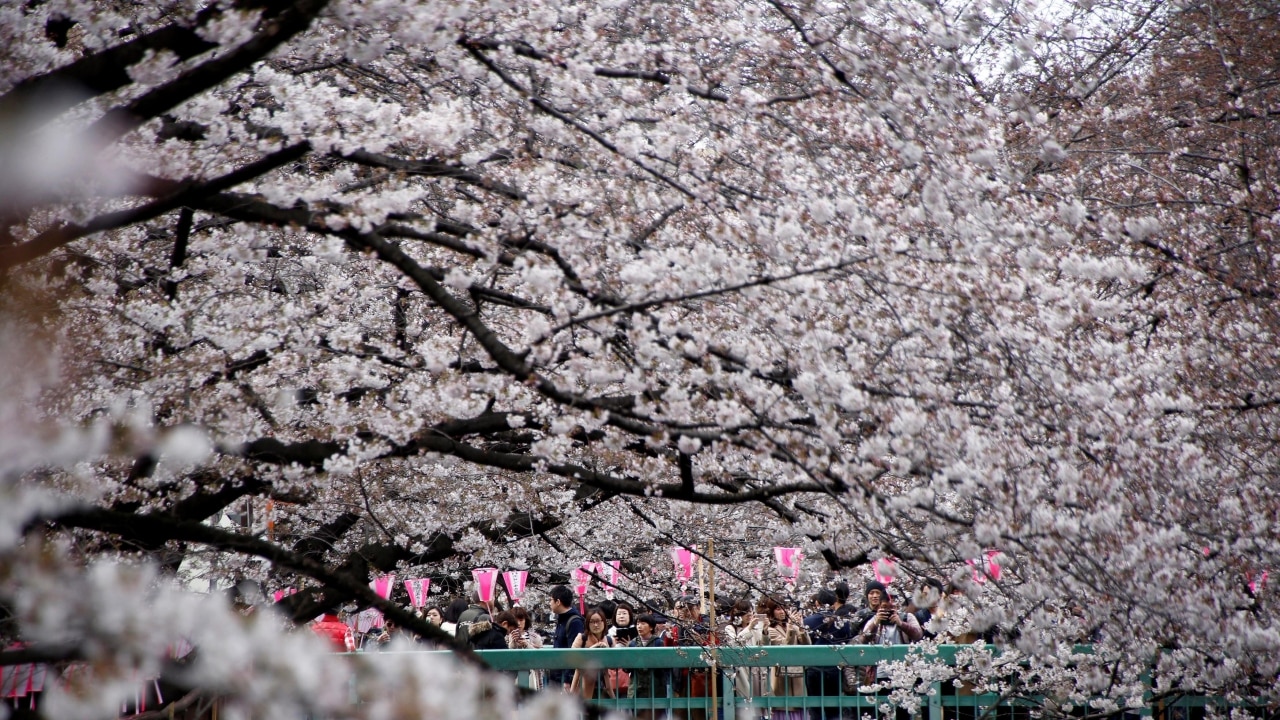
503;570;529;604
873;557;897;585
371;574;396;600
601;560;621;600
572;562;598;597
404;578;431;608
671;548;695;587
272;587;297;603
472;568;500;603
967;550;1002;584
773;546;802;584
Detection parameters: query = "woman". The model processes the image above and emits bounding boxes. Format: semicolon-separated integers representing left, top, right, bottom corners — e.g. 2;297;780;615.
629;613;668;719
440;598;468;638
760;597;809;720
424;606;444;627
509;606;544;648
570;607;616;701
722;598;764;716
611;601;638;644
494;610;542;691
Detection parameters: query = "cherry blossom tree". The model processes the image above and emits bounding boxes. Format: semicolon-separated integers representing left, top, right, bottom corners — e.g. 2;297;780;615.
2;0;1278;717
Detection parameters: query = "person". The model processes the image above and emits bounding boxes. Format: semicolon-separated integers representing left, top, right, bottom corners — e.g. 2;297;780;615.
629;613;669;717
722;598;764;719
310;612;356;652
600;599;619;631
455;590;494;643
858;584;923;720
509;606;544;648
570;607;618;701
859;585;922;648
804;589;853;719
907;578;945;640
494;610;544;691
761;597;810;720
440;598;468;638
663;594;714;717
425;606;444;626
550;585;585;691
611;601;638;644
833;581;850;611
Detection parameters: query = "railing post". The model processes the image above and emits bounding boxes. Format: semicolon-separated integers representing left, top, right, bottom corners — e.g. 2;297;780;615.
928;680;942;720
722;665;736;720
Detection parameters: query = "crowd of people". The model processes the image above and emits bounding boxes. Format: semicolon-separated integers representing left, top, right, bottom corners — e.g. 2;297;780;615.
316;575;980;720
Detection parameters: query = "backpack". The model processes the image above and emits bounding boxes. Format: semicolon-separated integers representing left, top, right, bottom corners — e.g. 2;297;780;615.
456;606;491;645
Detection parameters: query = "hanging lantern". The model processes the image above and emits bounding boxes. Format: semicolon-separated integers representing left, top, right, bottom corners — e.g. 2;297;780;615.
773;546;803;587
272;587;297;603
503;570;529;604
404;578;431;608
671;548;695;589
472;568;500;603
371;574;396;599
873;557;897;585
572;562;597;597
601;560;621;600
967;550;1002;584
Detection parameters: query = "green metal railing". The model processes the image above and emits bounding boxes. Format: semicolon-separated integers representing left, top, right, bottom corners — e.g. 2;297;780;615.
356;645;1255;720
364;645;1012;720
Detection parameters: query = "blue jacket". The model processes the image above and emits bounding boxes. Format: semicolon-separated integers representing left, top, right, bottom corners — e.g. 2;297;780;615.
550;608;584;684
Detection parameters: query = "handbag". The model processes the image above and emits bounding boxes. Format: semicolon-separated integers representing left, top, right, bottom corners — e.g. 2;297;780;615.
606;668;630;695
689;669;709;697
843;665;876;694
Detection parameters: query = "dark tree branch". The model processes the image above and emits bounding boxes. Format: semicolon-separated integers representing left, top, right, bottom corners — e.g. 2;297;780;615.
84;0;332;150
0;142;311;272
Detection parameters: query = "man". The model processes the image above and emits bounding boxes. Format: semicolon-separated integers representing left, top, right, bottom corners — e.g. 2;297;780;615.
856;584;922;720
454;590;490;643
549;585;585;690
804;588;853;719
860;583;922;646
906;578;945;639
663;595;712;720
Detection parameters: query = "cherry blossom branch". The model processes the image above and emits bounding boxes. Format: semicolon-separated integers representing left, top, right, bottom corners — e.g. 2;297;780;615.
548;255;871;335
0;142;311;272
84;0;332;149
34;504;487;664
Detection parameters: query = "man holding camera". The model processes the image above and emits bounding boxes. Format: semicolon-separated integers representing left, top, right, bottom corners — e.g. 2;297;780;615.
859;581;923;648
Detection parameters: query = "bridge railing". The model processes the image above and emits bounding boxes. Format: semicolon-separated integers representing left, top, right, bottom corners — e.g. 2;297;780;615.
358;645;1049;720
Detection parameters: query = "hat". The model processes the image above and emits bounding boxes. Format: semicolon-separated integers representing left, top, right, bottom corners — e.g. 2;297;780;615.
675;595;698;608
864;580;888;601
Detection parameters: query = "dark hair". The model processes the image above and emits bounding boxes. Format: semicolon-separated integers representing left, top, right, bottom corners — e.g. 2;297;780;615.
613;601;635;626
731;598;752;616
599;599;618;623
549;585;574;607
922;578;945;593
425;605;443;618
493;611;518;628
511;606;532;628
583;607;609;641
813;589;837;607
636;613;659;629
834;581;850;605
445;598;469;624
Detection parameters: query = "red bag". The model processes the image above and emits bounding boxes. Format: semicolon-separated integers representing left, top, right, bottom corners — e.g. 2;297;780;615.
606;669;630;695
689;669;709;697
